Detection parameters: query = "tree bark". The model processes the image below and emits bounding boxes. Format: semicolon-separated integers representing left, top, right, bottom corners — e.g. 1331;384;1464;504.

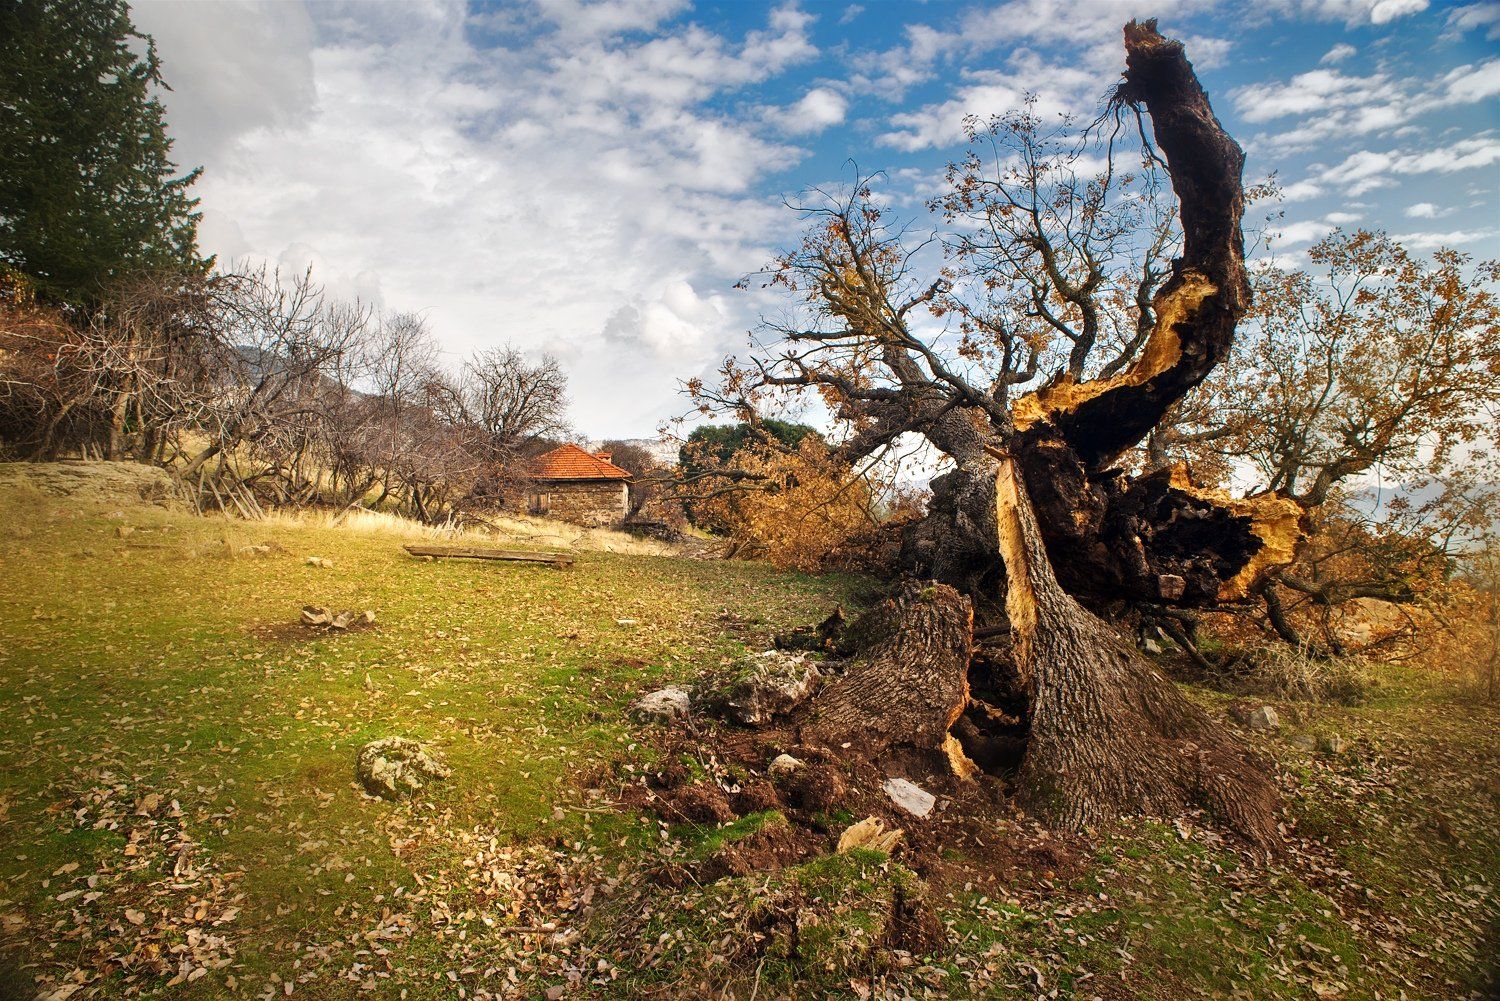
804;580;978;778
995;455;1280;850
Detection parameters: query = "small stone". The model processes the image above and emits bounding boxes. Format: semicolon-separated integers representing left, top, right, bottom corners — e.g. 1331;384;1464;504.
115;525;134;538
1290;733;1317;750
306;556;331;568
330;611;356;630
360;609;376;625
614;618;639;627
301;605;332;627
882;777;936;818
767;753;804;778
630;686;690;721
1318;733;1346;754
356;737;449;800
1229;702;1279;730
1246;706;1280;731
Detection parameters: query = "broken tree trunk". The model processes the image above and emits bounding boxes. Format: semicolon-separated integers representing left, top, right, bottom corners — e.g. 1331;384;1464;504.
403;544;575;567
803;580;978;778
995;454;1280;851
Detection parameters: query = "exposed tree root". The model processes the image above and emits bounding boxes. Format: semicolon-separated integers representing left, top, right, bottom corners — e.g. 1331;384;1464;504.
995;455;1282;852
803;580;978;778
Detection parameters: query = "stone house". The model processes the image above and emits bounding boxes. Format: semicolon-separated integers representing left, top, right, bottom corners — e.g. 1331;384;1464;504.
527;443;631;526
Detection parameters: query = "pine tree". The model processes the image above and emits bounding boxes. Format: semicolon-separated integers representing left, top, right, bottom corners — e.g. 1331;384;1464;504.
0;0;206;306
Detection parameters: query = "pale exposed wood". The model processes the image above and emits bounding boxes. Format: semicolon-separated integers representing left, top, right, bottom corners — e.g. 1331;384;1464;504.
403;544;575;567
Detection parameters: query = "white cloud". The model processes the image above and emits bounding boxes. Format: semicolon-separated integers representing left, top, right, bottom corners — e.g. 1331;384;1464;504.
1404;201;1439;218
1443;59;1500;103
767;87;849;135
1237;55;1500;154
1321;42;1357;64
1399;228;1499;250
1280;179;1325;201
1273;219;1336;245
140;1;823;436
1272;0;1429;26
1321;136;1500;195
1446;2;1500;41
876;60;1095;152
602;280;729;354
532;0;691;40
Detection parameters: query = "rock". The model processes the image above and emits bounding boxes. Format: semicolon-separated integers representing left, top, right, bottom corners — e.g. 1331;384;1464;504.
630;686;691;721
306;556;332;568
695;650;822;726
301;605;332;627
767;753;804;778
614;618;639;627
1290;733;1317;750
1247;706;1280;730
837;816;903;854
882;777;936;818
115;525;134;538
1318;733;1346;754
356;737;450;800
330;611;357;630
1228;702;1279;730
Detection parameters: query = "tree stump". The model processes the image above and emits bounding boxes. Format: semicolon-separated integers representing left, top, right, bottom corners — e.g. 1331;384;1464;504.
803;580;977;777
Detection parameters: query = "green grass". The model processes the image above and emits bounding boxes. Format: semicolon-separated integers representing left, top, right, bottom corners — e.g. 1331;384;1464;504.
1;478;1496;1000
0;483;867;998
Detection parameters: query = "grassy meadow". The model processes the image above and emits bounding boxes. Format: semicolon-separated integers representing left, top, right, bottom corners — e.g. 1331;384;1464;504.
0;469;1495;1000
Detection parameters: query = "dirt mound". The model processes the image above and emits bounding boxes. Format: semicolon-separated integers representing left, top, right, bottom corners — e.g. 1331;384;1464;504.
0;461;181;507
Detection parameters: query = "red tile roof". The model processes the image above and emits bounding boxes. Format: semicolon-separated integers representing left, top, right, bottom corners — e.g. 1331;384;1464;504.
531;443;632;481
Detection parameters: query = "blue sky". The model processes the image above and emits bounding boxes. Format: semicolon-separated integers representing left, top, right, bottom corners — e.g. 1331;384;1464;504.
131;0;1500;438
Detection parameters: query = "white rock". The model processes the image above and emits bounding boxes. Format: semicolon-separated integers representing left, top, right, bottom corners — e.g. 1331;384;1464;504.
768;753;804;778
356;737;449;800
882;777;936;818
697;650;822;726
630;686;690;721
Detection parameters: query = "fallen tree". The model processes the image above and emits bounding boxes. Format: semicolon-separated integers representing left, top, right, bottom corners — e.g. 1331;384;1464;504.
696;21;1292;850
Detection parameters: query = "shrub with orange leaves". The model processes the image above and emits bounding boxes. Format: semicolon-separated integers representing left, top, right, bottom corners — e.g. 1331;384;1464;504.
686;437;877;572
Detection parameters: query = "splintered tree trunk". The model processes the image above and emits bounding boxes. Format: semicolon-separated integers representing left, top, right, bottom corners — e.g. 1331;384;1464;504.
806;580;978;778
995;456;1280;850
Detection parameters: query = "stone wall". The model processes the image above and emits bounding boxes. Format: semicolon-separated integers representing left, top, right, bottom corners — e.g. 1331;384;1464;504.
529;480;628;526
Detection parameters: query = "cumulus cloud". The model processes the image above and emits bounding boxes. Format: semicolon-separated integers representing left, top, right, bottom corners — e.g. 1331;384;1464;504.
1399;228;1499;250
1235;55;1500;154
1272;0;1429;26
1272;219;1336;246
767;86;848;134
1321;42;1357;63
1446;2;1500;39
142;0;818;435
876;61;1094;151
1404;201;1439;218
1320;135;1500;195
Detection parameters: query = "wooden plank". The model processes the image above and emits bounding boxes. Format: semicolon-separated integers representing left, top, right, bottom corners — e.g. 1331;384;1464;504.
403;544;575;567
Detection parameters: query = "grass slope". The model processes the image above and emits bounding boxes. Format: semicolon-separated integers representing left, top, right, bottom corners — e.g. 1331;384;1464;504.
0;474;1495;1000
